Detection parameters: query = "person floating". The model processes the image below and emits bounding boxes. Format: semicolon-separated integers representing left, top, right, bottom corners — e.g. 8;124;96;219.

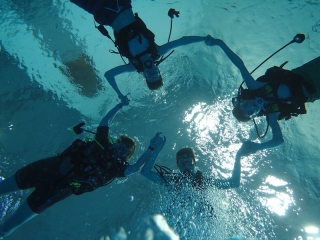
140;133;241;190
205;35;320;155
0;102;160;237
70;0;211;104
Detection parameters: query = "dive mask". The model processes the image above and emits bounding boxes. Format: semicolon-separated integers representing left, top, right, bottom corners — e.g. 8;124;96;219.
239;97;265;119
177;155;195;172
143;60;161;82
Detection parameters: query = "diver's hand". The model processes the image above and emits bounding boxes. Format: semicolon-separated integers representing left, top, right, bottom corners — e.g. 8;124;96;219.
238;141;260;156
205;35;215;46
118;94;130;106
205;35;222;46
149;132;166;151
168;8;180;18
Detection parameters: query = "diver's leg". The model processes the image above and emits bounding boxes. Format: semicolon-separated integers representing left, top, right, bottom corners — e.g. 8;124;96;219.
0;157;57;196
292;56;320;102
0;200;37;237
0;174;20;197
302;56;320;66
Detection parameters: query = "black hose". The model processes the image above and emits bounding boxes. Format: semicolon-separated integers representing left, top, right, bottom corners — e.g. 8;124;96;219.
168;19;173;43
253;115;269;139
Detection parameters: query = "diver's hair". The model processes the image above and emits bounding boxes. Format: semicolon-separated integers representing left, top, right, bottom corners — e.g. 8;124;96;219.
117;135;136;160
232;104;251;122
146;76;163;90
176;147;196;165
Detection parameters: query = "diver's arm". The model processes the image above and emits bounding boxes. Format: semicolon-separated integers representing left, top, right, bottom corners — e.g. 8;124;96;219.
158;36;206;55
124;147;154;176
206;36;265;90
258;113;284;149
125;132;166;177
208;153;241;189
264;113;284;147
140;133;167;184
140;149;166;184
99;103;123;127
239;113;284;154
104;64;135;105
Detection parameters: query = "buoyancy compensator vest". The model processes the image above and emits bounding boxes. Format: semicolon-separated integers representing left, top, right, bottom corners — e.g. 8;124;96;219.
238;66;316;120
59;138;128;195
113;13;160;72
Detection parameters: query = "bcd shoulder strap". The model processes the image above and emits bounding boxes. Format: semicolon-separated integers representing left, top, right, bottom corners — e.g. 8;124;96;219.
59;139;88;160
97;13;159;71
114;13;158;63
259;99;307;120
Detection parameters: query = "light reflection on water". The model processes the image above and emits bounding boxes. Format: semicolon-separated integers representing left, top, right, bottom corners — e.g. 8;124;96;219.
177;95;320;238
303;226;320;240
258;176;295;216
182;97;248;176
179;96;320;238
1;0;319;238
181;97;299;219
0;155;24;222
176;97;279;238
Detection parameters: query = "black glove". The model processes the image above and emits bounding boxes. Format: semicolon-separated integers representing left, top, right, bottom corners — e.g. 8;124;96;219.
168;8;180;19
293;33;305;43
72;122;85;135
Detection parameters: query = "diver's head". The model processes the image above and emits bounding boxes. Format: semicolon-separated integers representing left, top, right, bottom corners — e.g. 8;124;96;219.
176;148;196;174
140;53;163;90
232;97;264;122
113;135;136;160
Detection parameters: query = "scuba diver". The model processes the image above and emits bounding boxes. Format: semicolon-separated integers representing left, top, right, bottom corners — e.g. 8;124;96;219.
0;102;160;237
140;133;242;233
205;35;320;155
140;133;241;190
69;0;211;104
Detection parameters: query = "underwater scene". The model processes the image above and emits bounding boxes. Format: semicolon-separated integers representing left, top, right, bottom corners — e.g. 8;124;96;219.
1;0;320;239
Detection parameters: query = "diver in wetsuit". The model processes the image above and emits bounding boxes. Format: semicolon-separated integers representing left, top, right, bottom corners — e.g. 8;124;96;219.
139;133;241;222
140;133;241;190
0;102;160;237
205;35;320;155
70;0;212;103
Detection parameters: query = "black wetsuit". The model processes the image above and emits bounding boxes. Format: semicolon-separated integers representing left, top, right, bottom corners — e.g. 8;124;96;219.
15;126;128;214
70;0;132;25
